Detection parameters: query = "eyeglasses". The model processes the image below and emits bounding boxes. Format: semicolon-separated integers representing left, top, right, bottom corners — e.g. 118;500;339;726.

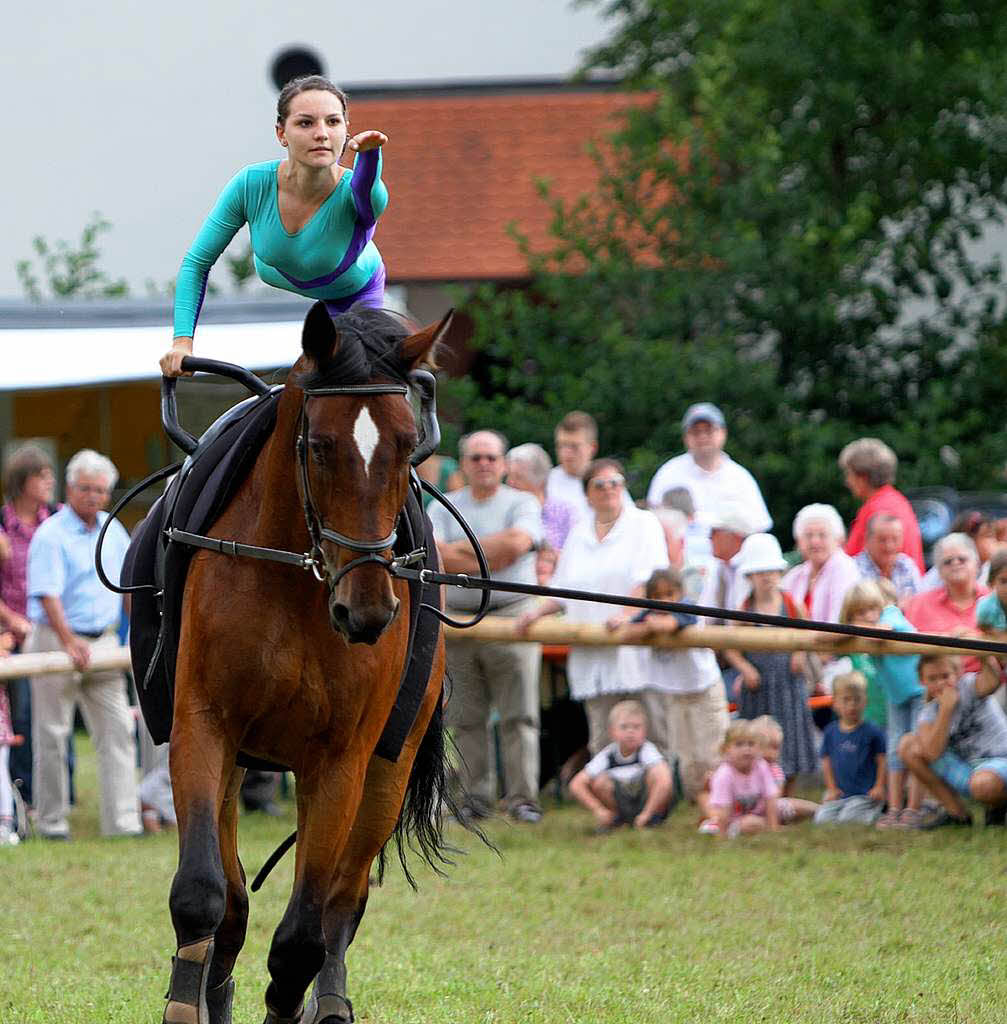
71;483;110;495
939;555;970;567
466;453;501;463
589;476;625;491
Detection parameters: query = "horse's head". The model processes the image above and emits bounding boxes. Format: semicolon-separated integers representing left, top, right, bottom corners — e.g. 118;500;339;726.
296;302;452;644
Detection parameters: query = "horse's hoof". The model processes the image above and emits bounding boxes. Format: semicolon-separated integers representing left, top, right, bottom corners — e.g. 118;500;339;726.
261;1002;304;1024
303;991;354;1024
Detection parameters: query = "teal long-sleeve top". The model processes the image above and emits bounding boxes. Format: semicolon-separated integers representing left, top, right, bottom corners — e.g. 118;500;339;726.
173;150;387;337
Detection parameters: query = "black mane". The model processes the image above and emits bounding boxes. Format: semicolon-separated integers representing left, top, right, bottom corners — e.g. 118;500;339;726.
297;305;414;390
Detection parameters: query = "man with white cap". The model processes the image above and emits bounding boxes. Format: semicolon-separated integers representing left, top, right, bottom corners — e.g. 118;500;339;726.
645;402;772;535
697;502;761;621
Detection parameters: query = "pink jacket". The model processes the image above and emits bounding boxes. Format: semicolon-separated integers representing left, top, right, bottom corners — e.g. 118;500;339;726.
783;548;862;623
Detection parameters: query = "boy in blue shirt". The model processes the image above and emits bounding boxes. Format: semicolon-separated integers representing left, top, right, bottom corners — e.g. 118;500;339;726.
814;672;887;825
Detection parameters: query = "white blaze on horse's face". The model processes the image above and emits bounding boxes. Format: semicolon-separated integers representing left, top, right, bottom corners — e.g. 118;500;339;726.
352;405;381;478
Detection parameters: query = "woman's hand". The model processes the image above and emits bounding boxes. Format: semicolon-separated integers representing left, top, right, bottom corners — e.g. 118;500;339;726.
160;338;194;378
740;662;761;691
3;611;32;644
347;130;388;153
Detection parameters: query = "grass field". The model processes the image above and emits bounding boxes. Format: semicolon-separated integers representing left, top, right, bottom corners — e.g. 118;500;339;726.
4;736;1007;1024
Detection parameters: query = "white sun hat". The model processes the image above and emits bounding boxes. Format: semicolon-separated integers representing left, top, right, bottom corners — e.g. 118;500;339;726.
733;532;789;576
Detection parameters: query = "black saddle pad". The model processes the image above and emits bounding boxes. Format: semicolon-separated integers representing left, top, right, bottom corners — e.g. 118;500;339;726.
122;390;442;767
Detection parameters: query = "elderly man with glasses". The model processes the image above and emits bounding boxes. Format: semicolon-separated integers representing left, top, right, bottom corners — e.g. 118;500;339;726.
428;429;545;824
24;449;141;840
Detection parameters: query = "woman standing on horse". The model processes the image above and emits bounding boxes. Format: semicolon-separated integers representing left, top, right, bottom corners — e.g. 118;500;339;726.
160;75;389;377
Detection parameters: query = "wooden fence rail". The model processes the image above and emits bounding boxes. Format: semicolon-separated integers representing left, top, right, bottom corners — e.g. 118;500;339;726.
2;618;997;681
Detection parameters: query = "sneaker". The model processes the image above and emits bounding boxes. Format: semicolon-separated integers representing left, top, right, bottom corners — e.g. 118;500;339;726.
0;823;20;847
510;802;543;824
697;818;720;835
918;807;973;830
984;805;1007;827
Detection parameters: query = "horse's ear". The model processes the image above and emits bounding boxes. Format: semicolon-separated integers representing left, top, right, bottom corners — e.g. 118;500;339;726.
400;308;454;369
301;301;339;368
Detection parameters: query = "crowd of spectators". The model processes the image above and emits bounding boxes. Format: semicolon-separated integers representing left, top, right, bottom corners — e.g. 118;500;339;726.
4;398;1007;843
425;401;1007;835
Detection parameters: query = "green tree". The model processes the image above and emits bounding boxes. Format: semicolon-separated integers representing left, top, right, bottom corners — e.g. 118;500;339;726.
450;0;1007;531
17;213;130;301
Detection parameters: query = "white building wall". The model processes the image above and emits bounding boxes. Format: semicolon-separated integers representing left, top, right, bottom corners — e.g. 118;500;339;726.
1;1;611;299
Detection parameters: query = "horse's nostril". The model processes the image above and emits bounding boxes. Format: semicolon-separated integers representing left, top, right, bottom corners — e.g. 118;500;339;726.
329;601;351;631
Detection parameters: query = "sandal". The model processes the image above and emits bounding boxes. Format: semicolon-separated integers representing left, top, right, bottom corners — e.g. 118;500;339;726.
875;810;903;831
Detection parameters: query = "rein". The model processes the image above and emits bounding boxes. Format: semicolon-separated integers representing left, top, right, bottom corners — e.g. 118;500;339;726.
387;567;1007;657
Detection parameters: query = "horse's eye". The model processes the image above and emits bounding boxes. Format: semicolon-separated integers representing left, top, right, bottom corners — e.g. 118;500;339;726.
308;438;333;464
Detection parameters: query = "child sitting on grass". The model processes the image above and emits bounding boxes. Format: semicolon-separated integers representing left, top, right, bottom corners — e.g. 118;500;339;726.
568;699;673;833
700;720;780;838
814;671;887;826
750;716;818;824
900;653;1007;828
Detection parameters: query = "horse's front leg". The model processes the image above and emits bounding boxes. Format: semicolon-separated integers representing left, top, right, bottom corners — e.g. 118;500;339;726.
164;713;236;1024
263;753;367;1024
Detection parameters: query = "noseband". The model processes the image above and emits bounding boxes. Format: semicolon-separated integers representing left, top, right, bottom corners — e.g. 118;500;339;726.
297;382;420;587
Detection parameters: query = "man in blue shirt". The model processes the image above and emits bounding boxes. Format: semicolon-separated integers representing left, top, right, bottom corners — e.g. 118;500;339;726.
25;450;140;839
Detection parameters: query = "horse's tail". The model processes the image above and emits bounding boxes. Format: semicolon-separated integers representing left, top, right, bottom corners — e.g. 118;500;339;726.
377;684;488;889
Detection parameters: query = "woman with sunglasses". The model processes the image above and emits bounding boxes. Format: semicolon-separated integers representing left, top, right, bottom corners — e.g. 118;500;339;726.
902;533;989;673
160;74;388;378
516;459;671;756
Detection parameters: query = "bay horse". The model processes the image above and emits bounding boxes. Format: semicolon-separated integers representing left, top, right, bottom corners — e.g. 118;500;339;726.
163;302;453;1024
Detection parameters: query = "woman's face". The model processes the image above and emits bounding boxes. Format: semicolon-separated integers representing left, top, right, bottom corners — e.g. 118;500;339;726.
937;544;978;591
797;519;836;568
23;466;55;506
586;467;625;520
277;90;348;168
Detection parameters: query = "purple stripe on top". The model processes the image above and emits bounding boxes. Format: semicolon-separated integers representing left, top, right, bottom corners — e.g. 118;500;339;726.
192;269;211;333
323;264;386;315
277;221;376;291
350;149;380;227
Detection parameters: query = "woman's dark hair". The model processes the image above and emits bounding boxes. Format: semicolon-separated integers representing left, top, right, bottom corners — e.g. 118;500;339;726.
987;548;1007;585
276;76;348;123
3;443;53;501
582;457;625;493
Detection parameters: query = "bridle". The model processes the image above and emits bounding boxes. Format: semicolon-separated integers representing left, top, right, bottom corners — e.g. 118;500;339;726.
296;380;422;586
96;357;486;629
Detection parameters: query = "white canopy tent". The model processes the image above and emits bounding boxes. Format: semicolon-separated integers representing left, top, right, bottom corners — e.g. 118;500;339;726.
1;320;303;391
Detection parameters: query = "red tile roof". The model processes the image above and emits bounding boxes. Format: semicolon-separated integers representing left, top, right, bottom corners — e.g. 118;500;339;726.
350;88;653;282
